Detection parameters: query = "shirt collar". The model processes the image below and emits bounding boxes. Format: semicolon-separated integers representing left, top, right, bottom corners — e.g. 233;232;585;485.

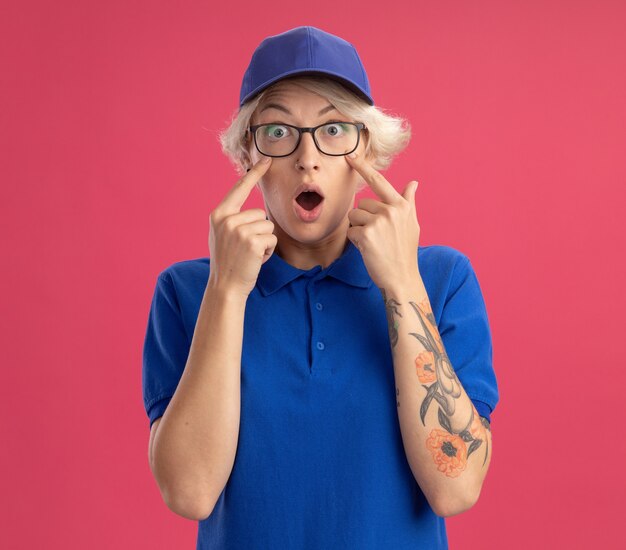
256;239;373;296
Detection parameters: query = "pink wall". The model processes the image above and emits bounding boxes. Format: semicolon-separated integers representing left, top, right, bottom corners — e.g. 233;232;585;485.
2;0;624;548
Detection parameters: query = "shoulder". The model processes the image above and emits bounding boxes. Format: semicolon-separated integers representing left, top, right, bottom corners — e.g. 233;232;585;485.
416;244;475;313
156;256;211;289
149;257;212;323
417;243;470;276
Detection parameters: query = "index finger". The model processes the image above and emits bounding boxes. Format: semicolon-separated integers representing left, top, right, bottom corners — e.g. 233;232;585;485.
222;157;272;213
346;152;402;205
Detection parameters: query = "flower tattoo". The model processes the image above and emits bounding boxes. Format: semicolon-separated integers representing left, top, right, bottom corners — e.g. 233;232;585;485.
408;296;491;476
426;429;468;478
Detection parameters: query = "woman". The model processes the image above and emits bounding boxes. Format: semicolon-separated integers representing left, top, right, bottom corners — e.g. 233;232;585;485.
143;26;499;550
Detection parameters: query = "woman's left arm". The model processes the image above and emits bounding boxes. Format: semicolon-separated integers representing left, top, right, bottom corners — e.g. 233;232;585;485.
381;275;492;518
343;151;493;517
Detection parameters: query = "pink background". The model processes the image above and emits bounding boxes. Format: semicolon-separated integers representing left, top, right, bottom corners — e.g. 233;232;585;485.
2;1;625;548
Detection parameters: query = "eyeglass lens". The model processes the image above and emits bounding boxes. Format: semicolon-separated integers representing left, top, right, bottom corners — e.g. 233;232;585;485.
255;123;359;156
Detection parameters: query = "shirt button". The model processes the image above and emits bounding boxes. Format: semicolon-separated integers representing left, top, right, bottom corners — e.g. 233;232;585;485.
315;302;323;311
316;341;325;350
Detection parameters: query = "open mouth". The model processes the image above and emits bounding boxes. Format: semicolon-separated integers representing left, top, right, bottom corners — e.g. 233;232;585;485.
295;191;324;211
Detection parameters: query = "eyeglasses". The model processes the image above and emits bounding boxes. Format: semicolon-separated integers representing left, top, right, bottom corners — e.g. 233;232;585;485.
247;121;367;158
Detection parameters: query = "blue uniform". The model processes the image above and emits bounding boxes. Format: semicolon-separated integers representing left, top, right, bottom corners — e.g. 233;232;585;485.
142;240;499;549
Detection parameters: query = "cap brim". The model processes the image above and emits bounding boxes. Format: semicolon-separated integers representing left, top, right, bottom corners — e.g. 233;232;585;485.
240;69;373;107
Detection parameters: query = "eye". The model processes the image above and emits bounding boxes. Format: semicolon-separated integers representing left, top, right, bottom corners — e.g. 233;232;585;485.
321;122;350;137
261;124;293;141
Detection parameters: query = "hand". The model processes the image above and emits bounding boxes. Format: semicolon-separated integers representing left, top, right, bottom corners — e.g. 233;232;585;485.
207;157;277;298
345;151;421;289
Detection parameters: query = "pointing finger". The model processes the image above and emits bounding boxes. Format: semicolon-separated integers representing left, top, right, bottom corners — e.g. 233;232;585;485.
345;152;402;205
222;156;272;214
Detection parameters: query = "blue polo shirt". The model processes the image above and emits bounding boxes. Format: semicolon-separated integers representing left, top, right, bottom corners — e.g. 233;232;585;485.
142;240;499;549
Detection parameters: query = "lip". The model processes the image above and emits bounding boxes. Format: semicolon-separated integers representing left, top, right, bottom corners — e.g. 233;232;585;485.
293;195;324;222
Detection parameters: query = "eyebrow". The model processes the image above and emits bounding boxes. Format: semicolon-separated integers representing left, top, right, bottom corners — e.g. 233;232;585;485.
259;103;337;116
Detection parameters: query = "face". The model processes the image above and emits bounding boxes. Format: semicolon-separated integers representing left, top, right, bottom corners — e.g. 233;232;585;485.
246;82;372;246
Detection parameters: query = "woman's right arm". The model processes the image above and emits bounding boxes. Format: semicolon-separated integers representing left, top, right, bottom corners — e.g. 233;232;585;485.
149;280;247;521
148;157;276;521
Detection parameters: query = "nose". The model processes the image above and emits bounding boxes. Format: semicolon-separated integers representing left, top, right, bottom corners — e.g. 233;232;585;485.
294;131;320;172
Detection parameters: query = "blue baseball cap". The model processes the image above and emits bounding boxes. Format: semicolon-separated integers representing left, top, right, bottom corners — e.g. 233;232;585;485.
239;26;374;107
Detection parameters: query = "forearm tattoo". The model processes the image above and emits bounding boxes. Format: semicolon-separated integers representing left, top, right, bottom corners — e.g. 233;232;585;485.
383;289;402;350
382;289;491;477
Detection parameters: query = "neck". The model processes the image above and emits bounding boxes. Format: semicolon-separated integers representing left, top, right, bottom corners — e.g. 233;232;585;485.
273;219;351;270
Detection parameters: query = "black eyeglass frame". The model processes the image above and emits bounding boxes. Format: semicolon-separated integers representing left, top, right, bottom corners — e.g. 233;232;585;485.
247;122;367;158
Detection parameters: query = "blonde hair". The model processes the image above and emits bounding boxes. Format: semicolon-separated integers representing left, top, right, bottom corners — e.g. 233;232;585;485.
218;75;411;191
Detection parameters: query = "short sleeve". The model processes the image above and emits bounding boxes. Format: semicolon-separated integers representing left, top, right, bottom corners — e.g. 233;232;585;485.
439;256;500;424
142;271;191;430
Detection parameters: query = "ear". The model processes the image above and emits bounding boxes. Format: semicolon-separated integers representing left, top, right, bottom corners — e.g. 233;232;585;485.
243;156;254;173
364;149;377;166
243;134;255;170
358;136;375;164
